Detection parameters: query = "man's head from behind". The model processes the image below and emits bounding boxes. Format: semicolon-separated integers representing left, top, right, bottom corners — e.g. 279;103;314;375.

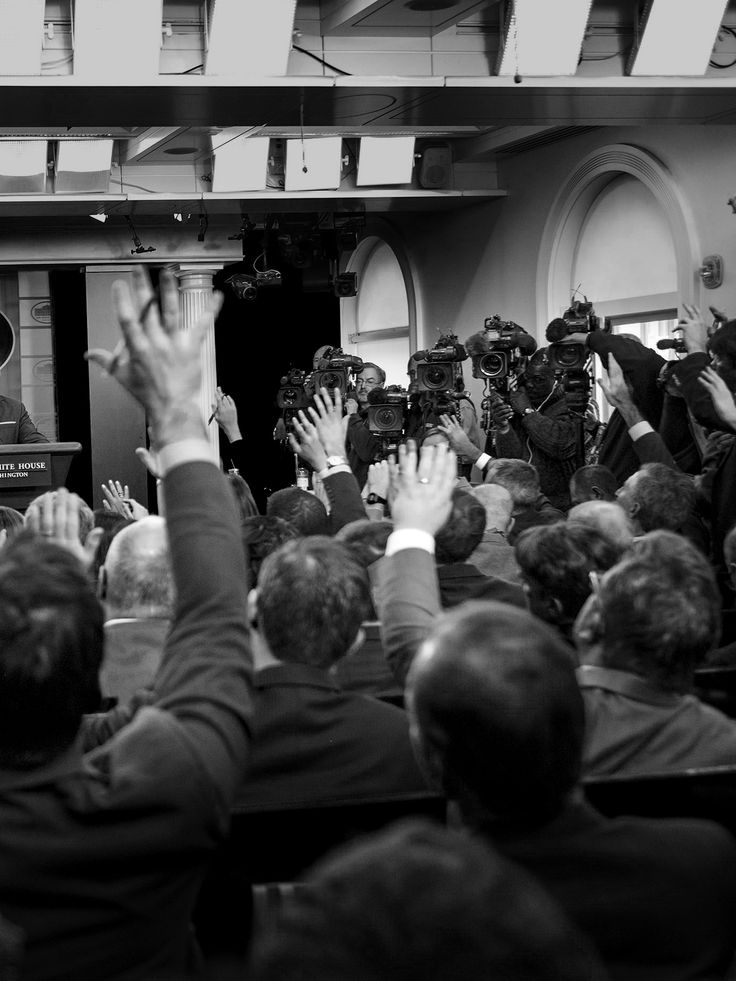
615;462;695;535
435;489;486;564
470;483;513;535
575;531;721;691
408;602;583;830
514;522;625;639
484;459;540;512
567;500;635;552
569;465;618;506
250;819;600;981
0;532;104;768
266;487;328;537
101;516;173;620
254;537;370;669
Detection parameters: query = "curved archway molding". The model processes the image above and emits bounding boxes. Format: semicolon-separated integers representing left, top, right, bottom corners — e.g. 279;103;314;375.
341;216;419;353
535;144;701;338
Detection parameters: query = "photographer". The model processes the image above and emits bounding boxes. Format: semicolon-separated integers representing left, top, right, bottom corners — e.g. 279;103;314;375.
345;362;386;489
492;350;581;511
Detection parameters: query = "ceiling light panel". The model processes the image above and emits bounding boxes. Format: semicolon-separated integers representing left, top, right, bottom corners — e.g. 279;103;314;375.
629;0;728;76
73;0;163;78
0;0;45;75
212;135;270;192
205;0;297;76
0;142;48;194
498;0;593;77
284;138;342;192
357;137;416;186
55;140;113;193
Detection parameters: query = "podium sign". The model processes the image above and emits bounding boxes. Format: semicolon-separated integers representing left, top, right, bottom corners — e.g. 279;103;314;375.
0;442;81;510
0;454;52;489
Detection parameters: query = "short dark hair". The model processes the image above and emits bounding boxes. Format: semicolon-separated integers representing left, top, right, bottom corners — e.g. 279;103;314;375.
435;489;486;563
598;535;721;690
358;362;386;385
627;463;695;533
409;601;583;829
569;464;618;505
335;518;394;569
241;515;299;586
0;532;104;768
485;459;540;508
515;522;624;634
708;320;736;365
266;487;329;537
257;537;370;668
249;819;599;981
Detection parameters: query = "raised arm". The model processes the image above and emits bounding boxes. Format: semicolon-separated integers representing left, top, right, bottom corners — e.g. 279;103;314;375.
86;268;252;804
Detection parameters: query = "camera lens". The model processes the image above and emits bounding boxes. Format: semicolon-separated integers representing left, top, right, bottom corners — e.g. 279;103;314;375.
479;352;506;378
376;406;400;429
553;345;583;369
420;364;452;389
281;387;299;406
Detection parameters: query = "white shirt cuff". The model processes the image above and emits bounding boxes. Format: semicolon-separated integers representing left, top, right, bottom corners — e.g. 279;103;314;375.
317;464;352;480
158;438;218;475
476;452;493;471
628;421;654;441
385;529;435;557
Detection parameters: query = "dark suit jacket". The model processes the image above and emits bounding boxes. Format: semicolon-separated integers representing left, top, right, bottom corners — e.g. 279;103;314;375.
489;798;736;981
234;661;428;810
0;396;48;444
437;563;527;610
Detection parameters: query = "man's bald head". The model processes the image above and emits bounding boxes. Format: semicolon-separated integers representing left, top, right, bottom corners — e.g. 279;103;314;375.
567;500;635;552
102;516;174;619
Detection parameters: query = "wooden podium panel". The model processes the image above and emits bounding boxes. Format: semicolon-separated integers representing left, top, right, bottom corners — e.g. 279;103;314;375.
0;442;82;510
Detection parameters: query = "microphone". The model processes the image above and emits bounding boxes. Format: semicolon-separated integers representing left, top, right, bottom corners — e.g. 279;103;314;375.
545;318;570;344
516;333;538;355
656;339;685;350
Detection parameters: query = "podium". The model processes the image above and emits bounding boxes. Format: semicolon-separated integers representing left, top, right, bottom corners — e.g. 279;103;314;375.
0;442;82;511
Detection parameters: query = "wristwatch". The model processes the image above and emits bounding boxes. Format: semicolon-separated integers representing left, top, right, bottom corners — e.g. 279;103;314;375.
325;455;347;468
366;493;387;506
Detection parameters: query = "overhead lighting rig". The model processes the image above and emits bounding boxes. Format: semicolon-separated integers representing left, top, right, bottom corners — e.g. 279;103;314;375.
126;216;155;255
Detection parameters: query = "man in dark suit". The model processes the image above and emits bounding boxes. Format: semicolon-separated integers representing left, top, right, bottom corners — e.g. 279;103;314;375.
372;440;736;981
235;535;428;810
0;395;48;443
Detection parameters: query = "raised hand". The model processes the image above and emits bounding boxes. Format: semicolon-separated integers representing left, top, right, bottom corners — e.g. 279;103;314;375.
85;267;223;446
309;387;348;458
390;440;457;536
437;413;481;459
674;303;709;355
699;366;736;431
101;479;149;520
597;353;642;428
366;459;390;500
210;386;241;441
24;488;88;566
288;411;328;473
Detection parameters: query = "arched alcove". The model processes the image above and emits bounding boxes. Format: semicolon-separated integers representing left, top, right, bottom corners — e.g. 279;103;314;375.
340;220;418;387
535;144;701;337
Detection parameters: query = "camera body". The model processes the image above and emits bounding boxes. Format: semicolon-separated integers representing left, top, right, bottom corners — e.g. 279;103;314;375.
277;368;312;410
412;334;467;392
367;385;410;436
466;316;537;390
312;348;364;395
561;299;601;334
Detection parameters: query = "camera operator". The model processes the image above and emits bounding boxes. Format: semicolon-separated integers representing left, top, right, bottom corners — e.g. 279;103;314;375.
345;362;386;489
492;350;581;511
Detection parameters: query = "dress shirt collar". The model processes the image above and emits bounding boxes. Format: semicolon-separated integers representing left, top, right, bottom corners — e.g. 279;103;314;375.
577;664;684;707
255;660;342;692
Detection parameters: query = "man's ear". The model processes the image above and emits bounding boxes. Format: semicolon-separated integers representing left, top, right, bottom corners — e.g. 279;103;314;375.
84;526;104;565
591;485;604;501
247;587;259;629
573;593;605;652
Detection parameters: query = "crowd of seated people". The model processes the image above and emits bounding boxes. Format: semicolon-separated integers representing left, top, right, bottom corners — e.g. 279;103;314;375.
6;291;736;981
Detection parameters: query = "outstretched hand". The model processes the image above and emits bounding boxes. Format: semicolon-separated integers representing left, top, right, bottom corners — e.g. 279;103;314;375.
389;440;457;536
85;267;223;445
674;303;709;355
437;413;481;459
210;386;241;441
699;366;736;431
309;387;348;457
101;479;149;520
288;411;328;472
24;488;88;566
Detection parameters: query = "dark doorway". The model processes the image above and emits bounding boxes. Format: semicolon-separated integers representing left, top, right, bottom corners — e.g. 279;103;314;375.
213;261;340;511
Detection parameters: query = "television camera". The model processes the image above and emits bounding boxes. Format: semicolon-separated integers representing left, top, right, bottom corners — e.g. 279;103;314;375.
544;294;607;413
312;347;364;395
464;316;537;432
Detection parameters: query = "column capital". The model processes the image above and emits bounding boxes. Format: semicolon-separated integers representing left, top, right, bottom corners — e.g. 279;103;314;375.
167;263;225;289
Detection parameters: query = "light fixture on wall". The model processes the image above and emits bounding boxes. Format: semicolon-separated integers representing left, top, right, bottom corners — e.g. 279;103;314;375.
700;254;724;289
126;216;156;255
497;0;593;78
89;210;108;223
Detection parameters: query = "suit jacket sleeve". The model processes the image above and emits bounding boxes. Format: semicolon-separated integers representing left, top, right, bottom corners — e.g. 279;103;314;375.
323;470;368;533
347;413;382;464
18;403;48;443
371;548;441;686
